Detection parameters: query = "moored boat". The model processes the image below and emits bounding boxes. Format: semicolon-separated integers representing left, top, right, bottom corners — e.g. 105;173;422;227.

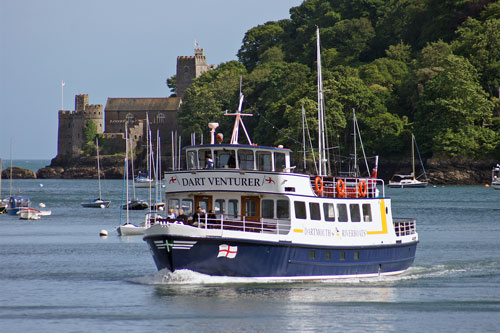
6;195;31;216
388;134;428;188
18;207;41;220
491;164;500;190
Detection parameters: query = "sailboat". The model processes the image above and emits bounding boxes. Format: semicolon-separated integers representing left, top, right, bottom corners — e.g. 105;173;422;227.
118;127;150;236
81;138;111;208
388;134;428;188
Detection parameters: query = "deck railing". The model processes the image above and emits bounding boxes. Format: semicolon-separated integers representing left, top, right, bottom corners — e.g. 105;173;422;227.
393;218;417;237
310;176;384;198
155;213;291;235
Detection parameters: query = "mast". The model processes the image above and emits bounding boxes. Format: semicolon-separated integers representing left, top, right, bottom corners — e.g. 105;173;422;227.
302;104;307;171
226;77;253;145
316;27;327;176
125;125;129;223
96;138;102;199
412;134;416;180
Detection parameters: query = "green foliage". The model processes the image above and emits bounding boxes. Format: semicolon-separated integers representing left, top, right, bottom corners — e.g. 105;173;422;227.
177;0;500;161
166;75;177;96
82;121;98;156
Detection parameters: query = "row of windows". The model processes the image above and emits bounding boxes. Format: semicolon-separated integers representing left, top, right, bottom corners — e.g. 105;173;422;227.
187;149;287;172
294;201;373;223
309;250;360;261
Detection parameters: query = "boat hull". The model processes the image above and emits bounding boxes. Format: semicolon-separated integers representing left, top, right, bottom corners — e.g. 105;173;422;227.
492;181;500;190
388;182;427;188
144;235;418;279
81;200;111;208
118;224;146;236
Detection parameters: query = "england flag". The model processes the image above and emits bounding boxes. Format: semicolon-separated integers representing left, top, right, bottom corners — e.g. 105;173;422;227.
217;244;238;259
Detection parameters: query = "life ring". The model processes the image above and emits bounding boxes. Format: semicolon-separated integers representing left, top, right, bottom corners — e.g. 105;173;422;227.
336;179;346;197
358;180;367;197
314;176;324;196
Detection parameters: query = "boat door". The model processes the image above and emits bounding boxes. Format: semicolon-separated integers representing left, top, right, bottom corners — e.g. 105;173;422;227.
194;195;213;213
241;196;261;231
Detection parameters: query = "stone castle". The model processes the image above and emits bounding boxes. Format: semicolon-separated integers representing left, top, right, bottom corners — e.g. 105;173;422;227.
56;48;214;160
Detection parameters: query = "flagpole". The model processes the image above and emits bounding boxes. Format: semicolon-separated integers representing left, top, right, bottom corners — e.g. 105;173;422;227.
61;80;65;110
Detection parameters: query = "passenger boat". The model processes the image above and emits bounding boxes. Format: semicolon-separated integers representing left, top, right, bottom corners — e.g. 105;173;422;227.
491;164;500;190
143;29;418;280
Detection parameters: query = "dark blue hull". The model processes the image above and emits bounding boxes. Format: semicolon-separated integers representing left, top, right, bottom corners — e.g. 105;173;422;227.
144;235;418;279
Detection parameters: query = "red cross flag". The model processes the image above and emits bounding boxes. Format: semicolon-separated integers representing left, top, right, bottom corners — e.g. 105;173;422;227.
217;244;238;258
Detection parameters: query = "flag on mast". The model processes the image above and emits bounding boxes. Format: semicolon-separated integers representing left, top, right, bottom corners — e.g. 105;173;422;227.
194;40;199;47
62;80;65;87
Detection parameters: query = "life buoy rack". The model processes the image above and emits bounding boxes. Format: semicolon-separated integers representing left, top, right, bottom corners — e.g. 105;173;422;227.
336;179;346;197
314;176;324;196
358;180;367;198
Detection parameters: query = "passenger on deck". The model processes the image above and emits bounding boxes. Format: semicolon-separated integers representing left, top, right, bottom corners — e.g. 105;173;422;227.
205;155;214;169
176;209;187;222
192;206;205;226
167;208;176;219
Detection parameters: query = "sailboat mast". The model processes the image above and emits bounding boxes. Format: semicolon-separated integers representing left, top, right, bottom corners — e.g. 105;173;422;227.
96;138;102;199
302;104;307;171
412;134;416;180
316;27;327;176
353;109;357;176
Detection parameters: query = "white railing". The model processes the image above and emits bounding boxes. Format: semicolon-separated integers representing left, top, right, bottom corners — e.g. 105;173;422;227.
393;218;417;236
310;176;385;198
157;213;291;235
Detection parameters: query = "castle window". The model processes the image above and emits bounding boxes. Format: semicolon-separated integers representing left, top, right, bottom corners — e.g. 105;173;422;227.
157;113;165;124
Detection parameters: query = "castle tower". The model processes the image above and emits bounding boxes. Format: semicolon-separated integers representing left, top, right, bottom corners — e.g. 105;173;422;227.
175;48;213;98
57;94;103;158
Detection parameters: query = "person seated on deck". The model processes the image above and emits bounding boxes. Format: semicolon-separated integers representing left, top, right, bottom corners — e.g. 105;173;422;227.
206;209;218;228
192;206;205;227
205;155;214;169
176;209;187;223
167;208;175;219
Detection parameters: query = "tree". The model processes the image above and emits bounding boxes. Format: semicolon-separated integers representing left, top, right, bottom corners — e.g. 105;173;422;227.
415;54;496;157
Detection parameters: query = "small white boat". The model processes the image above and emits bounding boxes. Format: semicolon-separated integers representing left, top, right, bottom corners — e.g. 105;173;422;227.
39;210;52;216
134;175;154;188
18;208;41;220
388;134;428;188
117;223;146;236
491;164;500;190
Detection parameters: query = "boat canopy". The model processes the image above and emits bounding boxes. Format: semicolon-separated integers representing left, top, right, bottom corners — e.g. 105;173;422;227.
183;144;293;173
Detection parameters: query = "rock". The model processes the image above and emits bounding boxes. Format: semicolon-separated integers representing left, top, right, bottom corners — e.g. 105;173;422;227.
1;167;37;179
37;166;64;179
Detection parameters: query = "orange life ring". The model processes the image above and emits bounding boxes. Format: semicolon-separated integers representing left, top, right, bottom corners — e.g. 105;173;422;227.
358;180;367;197
336;179;346;197
314;176;324;196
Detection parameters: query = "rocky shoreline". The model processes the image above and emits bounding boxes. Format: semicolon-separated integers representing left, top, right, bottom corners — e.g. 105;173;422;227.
1;156;496;185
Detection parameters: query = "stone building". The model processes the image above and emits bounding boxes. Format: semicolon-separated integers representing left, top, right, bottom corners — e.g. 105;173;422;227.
55;48;213;160
57;94;104;157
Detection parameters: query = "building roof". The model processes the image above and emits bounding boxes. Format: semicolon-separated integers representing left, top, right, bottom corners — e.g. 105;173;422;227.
105;97;182;112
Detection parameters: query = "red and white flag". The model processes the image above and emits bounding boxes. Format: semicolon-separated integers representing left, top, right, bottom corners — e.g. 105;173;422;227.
61;80;65;87
217;244;237;258
194;40;199;47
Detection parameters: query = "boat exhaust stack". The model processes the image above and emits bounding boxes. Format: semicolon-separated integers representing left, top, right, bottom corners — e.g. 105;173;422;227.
208;122;219;144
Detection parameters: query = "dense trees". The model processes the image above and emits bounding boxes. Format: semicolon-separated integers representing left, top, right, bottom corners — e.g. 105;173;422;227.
178;0;500;162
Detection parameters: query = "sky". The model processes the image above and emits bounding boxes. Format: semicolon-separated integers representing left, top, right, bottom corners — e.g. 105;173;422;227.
0;0;303;160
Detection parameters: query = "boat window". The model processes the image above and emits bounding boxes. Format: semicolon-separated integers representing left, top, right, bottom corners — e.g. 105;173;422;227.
215;149;236;169
323;203;335;222
337;204;348;222
228;199;238;218
277;200;289;218
274;152;286;172
215;199;225;218
350;204;361;222
294;201;307;219
181;199;193;216
245;200;257;218
325;251;331;260
257;151;272;171
262;200;274;218
198;149;212;169
362;204;372;222
309;250;315;260
340;251;346;261
167;199;180;215
238;149;254;170
309;202;321;220
186;151;197;170
354;251;360;260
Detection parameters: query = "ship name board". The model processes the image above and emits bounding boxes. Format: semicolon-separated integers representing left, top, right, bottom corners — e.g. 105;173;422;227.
177;176;264;187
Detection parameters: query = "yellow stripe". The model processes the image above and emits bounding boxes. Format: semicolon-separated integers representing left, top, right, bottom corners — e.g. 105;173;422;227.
367;199;388;235
293;229;304;233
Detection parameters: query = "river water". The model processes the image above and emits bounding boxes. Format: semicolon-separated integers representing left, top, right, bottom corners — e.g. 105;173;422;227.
0;179;499;332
